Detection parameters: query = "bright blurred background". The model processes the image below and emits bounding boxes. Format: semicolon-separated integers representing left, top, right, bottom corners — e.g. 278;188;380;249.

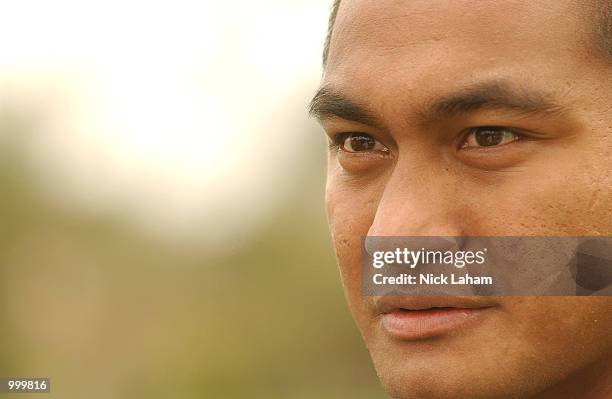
0;1;388;398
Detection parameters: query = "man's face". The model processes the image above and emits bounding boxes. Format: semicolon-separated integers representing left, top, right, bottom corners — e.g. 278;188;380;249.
315;1;612;398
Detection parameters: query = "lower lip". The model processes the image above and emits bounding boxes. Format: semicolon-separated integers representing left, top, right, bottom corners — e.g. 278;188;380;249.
381;307;493;340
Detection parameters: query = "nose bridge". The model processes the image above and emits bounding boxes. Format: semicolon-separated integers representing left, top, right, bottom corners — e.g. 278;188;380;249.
367;159;462;237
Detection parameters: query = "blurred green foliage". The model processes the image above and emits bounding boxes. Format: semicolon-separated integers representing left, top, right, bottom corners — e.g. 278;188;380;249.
0;114;388;398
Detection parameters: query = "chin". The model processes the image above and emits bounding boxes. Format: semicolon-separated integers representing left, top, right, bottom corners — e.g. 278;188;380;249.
362;321;537;399
374;362;527;399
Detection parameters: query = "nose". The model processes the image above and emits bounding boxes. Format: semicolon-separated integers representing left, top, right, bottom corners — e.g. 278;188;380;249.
367;161;466;238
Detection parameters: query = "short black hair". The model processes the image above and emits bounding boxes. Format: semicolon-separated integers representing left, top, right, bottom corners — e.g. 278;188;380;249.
322;0;612;66
595;0;612;57
322;0;342;66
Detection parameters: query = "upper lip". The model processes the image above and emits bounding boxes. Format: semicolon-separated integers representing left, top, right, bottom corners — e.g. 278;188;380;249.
373;296;497;315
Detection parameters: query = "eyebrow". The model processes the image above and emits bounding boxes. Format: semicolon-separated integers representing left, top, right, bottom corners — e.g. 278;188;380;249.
425;81;568;120
308;85;384;128
308;81;569;127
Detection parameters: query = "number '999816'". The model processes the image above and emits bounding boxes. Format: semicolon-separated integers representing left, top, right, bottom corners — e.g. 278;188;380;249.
1;378;50;393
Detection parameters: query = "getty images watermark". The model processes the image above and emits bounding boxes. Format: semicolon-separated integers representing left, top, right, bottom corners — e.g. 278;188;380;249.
362;236;612;296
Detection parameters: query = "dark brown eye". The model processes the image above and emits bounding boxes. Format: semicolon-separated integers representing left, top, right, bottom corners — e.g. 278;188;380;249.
339;133;388;153
461;127;520;148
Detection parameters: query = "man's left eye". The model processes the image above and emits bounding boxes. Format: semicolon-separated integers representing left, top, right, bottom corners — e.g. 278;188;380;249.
460;127;521;149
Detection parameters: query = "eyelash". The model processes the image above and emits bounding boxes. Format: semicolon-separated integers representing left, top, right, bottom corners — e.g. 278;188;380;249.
329;132;389;153
329;132;350;149
330;127;526;153
459;126;524;149
329;132;354;150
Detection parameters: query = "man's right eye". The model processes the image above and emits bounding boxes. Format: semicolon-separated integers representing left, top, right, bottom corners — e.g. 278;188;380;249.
335;133;389;153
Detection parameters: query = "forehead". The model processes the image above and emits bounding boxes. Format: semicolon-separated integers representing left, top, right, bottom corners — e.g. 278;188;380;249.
325;0;592;100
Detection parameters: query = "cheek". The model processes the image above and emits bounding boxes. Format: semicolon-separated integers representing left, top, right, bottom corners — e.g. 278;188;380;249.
325;165;383;244
500;297;612;370
470;151;612;235
325;168;382;310
534;183;612;235
525;140;612;234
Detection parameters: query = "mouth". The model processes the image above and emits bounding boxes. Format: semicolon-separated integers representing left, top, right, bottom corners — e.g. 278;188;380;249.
375;296;497;340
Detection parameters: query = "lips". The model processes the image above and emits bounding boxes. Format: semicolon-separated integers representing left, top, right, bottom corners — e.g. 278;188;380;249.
374;296;497;340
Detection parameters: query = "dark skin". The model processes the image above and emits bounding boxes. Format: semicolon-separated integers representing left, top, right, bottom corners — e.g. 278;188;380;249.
311;1;612;398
